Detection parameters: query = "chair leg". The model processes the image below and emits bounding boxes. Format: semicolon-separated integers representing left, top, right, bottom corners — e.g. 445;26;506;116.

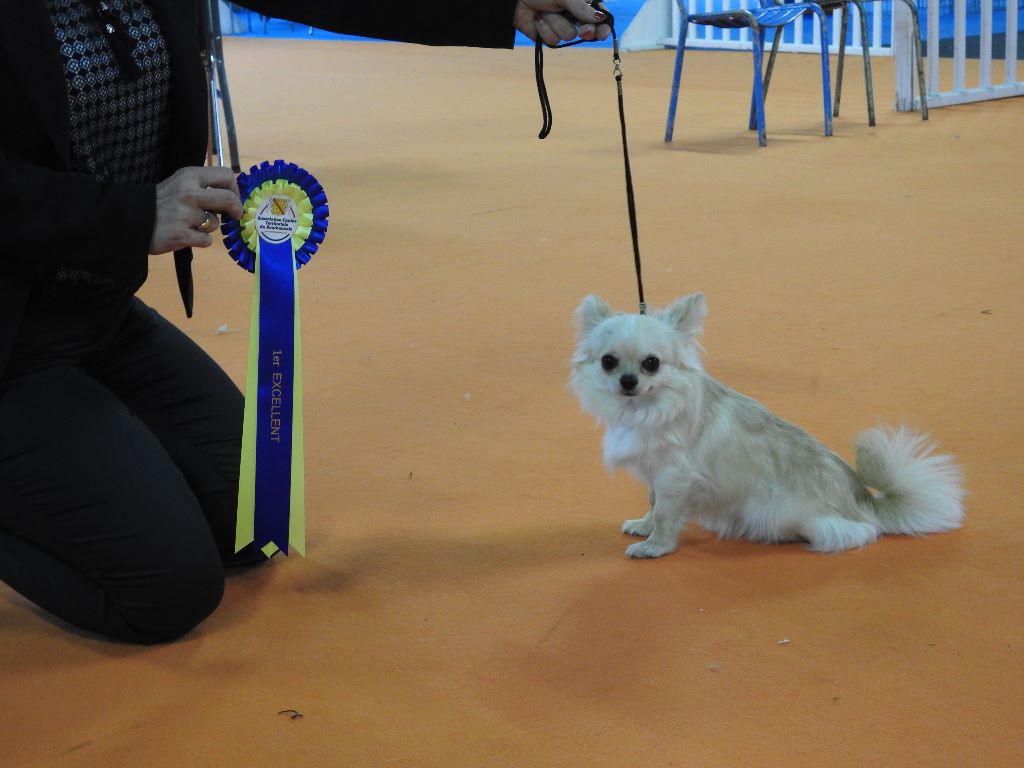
813;9;834;137
899;0;929;119
835;5;848;118
665;16;690;142
914;17;928;119
764;26;783;99
850;0;876;126
749;28;763;132
751;27;767;146
748;63;758;133
749;30;765;131
209;12;242;171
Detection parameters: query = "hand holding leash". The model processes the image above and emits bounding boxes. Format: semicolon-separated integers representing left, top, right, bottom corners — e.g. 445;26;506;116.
514;0;611;46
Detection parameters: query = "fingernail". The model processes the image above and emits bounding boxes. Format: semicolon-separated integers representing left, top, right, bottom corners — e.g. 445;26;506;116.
594;11;606;19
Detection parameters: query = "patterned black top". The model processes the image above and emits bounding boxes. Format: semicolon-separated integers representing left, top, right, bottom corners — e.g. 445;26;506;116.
44;0;173;303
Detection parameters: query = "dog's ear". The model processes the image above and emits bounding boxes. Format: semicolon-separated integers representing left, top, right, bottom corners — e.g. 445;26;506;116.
661;293;707;338
574;295;613;337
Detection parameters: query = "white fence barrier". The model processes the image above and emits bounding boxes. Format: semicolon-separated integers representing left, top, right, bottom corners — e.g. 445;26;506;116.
621;0;1024;109
923;0;1023;106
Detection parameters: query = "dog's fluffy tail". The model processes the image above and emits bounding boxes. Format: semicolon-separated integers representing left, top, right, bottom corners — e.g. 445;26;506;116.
855;426;965;536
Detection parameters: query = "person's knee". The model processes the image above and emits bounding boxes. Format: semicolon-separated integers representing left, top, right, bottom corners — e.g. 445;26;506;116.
113;555;226;645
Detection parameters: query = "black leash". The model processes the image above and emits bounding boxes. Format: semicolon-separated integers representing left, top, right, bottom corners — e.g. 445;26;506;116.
534;6;647;315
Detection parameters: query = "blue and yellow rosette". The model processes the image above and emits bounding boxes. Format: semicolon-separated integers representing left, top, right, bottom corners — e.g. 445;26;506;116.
221;160;328;557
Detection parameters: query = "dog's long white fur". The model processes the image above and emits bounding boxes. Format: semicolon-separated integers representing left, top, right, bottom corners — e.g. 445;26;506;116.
570;294;965;558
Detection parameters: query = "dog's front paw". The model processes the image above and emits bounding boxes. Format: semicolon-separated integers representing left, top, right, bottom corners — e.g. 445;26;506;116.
625;540;676;559
622;517;655;537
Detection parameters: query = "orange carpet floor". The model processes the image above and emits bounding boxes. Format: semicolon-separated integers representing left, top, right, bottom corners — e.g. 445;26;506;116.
2;39;1022;767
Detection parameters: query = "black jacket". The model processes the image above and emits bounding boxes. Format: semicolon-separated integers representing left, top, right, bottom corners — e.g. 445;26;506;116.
0;0;516;372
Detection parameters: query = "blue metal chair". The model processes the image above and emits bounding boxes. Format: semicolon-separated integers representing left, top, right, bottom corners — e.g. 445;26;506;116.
769;0;875;126
665;0;833;147
792;0;928;123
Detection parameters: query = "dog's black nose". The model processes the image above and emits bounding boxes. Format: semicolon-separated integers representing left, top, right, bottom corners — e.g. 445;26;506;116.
620;374;638;392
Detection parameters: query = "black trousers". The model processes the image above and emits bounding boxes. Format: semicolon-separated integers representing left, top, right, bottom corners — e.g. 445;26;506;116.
0;296;260;643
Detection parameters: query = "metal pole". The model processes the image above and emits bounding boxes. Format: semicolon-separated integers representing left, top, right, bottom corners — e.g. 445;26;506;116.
201;0;241;171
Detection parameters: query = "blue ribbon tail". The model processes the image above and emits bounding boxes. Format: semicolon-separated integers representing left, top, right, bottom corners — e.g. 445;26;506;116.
253;237;296;555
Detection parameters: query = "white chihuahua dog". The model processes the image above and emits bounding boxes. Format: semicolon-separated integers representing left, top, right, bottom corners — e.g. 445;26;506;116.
570;294;965;558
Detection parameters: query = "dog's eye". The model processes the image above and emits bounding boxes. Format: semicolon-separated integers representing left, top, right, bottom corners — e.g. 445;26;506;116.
641;356;660;373
600;354;618;372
